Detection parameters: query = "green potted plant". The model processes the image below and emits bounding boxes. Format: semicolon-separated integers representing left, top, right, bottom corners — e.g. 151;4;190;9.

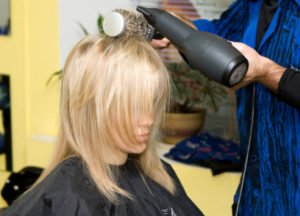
162;61;228;144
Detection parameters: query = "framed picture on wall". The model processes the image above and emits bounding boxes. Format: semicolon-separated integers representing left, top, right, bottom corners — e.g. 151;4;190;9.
0;0;10;35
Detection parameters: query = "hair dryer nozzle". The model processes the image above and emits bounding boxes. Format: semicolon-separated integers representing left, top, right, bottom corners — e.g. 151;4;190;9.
136;6;152;19
136;6;165;26
136;6;167;40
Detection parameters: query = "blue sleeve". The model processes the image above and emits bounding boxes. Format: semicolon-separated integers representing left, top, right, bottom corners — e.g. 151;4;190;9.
192;19;218;34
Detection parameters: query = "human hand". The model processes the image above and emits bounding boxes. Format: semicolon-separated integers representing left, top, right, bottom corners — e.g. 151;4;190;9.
230;42;285;92
230;42;265;90
151;37;171;49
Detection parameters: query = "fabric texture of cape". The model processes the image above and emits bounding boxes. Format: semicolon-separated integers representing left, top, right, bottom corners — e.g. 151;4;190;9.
1;157;203;216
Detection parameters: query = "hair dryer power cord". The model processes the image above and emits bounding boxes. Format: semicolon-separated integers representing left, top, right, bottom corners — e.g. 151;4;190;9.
235;83;256;216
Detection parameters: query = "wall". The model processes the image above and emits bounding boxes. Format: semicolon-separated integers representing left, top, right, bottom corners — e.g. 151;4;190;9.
25;0;60;167
59;0;132;67
0;0;26;170
0;0;60;170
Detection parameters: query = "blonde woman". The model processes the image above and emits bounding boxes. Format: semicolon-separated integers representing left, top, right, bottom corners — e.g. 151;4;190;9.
2;35;203;216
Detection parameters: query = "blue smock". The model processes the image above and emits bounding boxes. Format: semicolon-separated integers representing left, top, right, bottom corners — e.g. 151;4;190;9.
193;0;300;215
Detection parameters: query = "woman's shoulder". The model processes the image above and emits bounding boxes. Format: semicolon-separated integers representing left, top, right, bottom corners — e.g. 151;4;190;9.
160;159;176;176
1;157;101;216
42;157;97;200
51;156;86;179
159;159;186;194
38;157;88;190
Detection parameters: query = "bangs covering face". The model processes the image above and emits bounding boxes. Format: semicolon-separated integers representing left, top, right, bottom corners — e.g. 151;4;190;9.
94;37;170;148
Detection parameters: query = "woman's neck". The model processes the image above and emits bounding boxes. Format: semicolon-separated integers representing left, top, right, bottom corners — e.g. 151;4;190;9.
106;145;128;165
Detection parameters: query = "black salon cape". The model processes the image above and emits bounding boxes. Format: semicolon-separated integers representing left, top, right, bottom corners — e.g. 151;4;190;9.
2;157;203;216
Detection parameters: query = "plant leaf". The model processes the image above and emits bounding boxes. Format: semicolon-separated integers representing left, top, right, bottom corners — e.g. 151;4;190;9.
77;22;89;35
97;14;105;34
46;70;62;86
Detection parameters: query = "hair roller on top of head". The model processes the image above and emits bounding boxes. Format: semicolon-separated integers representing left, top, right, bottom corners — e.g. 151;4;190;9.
103;9;161;41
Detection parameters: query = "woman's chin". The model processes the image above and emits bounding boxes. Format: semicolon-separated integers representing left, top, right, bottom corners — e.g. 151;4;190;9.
132;142;147;154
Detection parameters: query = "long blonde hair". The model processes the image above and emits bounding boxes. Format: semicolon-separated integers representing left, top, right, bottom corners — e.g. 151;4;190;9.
37;34;175;203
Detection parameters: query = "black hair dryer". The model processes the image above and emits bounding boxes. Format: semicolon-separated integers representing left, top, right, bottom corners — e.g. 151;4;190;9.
137;6;248;87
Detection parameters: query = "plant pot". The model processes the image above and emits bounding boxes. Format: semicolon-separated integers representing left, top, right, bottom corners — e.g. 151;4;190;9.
161;108;206;145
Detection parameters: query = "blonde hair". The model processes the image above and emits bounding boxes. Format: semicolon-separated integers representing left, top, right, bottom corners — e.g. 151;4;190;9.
37;34;175;203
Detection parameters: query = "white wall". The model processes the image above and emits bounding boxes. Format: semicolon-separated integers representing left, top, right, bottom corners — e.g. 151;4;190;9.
59;0;132;67
190;0;235;20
